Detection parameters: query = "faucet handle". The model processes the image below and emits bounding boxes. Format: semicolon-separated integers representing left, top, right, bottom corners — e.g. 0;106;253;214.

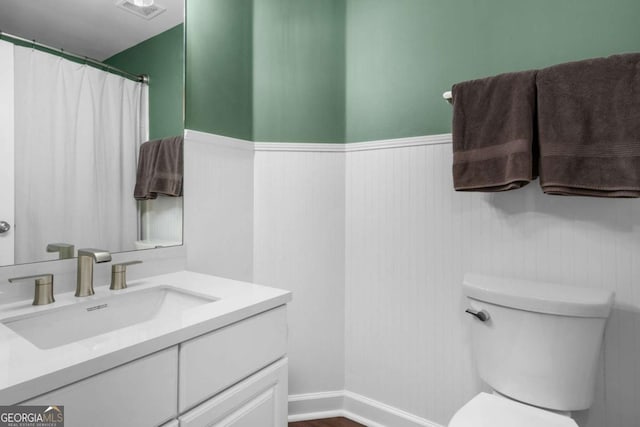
8;274;55;305
77;248;112;263
47;243;75;259
110;261;142;290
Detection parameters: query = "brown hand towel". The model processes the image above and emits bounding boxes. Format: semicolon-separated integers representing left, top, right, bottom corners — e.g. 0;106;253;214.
451;70;538;191
134;135;184;200
537;53;640;197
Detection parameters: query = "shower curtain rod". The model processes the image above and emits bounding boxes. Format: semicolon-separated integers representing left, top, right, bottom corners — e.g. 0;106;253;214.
0;30;148;84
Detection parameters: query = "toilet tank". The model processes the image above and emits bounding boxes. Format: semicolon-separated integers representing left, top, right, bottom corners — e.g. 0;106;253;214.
463;273;613;411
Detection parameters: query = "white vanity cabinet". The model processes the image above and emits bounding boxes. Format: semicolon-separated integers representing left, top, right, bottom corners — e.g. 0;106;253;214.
179;358;288;427
178;306;288;412
23;347;179;427
20;305;289;427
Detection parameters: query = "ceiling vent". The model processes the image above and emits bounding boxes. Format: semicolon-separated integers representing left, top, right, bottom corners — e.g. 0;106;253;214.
116;0;166;20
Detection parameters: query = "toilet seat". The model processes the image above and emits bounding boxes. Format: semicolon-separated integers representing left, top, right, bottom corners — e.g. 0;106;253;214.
448;393;578;427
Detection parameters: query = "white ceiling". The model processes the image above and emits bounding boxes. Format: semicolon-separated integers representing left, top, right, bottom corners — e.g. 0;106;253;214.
0;0;184;60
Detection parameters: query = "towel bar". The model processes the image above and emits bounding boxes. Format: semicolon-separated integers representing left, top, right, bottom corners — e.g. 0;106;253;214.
443;90;453;103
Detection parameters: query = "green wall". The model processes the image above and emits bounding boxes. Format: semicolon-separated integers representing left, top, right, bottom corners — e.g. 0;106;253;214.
185;0;253;140
105;24;184;141
253;0;345;143
345;0;640;142
184;0;640;143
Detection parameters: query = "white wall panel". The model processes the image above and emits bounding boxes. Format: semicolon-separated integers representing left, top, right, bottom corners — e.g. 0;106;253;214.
140;196;183;244
254;149;346;396
184;131;254;282
345;140;640;427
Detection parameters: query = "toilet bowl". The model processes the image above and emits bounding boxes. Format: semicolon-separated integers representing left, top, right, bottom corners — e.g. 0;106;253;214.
449;393;577;427
449;273;613;427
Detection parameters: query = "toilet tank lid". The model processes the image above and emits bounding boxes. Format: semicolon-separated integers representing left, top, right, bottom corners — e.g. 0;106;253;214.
448;393;578;427
463;273;613;318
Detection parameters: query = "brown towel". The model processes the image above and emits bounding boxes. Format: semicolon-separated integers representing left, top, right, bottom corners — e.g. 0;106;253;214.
134;135;184;200
537;53;640;197
451;70;538;191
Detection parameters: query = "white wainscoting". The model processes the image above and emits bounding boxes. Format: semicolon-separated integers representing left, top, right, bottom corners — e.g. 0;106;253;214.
253;148;347;397
184;130;254;282
185;131;640;427
345;139;640;427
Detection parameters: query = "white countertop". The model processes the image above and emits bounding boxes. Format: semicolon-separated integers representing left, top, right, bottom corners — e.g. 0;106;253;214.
0;270;291;404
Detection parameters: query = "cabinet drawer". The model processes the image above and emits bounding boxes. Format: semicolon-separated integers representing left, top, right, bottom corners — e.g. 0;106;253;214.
23;347;178;427
179;358;288;427
179;306;287;412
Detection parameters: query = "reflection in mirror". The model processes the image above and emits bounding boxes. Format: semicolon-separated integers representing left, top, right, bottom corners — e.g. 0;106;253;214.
0;0;184;267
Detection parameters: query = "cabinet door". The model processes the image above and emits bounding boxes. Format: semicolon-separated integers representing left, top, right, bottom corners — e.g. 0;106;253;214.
23;347;178;427
179;306;287;412
179;357;288;427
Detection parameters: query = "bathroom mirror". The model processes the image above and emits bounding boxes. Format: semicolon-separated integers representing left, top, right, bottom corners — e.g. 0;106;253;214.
0;0;184;267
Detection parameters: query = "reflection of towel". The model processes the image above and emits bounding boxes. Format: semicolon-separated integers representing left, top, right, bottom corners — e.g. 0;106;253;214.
134;136;183;200
451;70;537;191
537;53;640;197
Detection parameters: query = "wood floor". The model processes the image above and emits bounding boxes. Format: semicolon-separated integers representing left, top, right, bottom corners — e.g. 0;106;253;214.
288;417;366;427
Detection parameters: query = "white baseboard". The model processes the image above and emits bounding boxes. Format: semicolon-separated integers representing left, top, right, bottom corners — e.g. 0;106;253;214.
288;390;444;427
288;391;345;421
343;391;443;427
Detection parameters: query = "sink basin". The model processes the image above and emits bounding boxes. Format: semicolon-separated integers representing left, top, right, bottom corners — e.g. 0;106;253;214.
1;286;217;349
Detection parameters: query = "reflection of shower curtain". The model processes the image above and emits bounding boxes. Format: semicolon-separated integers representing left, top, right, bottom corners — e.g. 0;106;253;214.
13;46;148;264
0;41;15;266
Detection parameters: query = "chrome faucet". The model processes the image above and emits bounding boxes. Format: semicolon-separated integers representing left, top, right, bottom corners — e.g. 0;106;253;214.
76;248;111;297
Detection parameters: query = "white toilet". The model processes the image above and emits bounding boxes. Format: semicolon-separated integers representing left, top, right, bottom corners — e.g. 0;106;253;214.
449;273;614;427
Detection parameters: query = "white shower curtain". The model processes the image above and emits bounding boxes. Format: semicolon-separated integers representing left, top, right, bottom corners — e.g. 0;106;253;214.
13;46;148;264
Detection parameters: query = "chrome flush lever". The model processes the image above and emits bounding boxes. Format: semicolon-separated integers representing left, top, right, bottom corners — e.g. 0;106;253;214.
465;308;490;322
